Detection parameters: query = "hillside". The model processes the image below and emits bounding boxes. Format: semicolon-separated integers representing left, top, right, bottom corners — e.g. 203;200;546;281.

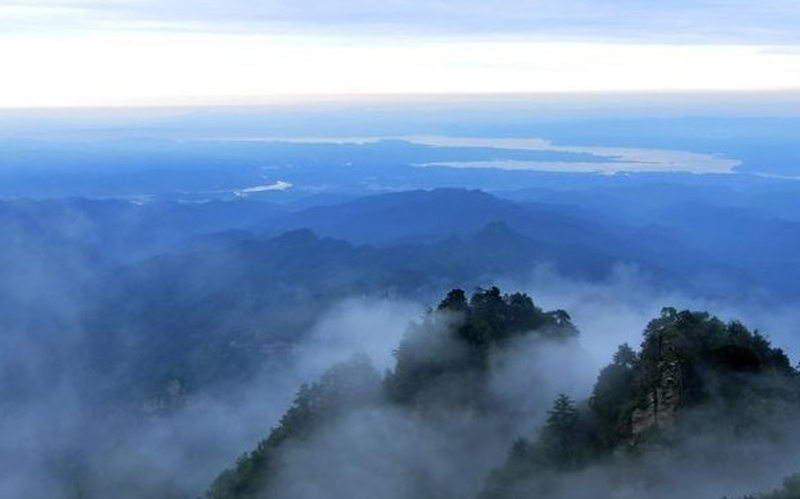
4;188;800;499
204;288;800;499
481;308;800;499
206;287;578;499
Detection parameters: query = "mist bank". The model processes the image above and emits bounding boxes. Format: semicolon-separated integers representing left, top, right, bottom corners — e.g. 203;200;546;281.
205;287;800;499
3;186;800;498
4;262;800;499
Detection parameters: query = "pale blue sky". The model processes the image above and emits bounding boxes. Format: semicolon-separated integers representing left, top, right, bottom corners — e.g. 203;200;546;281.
5;0;800;42
2;1;800;107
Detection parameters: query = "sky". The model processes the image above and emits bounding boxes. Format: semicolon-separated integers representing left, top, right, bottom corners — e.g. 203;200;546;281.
2;1;800;107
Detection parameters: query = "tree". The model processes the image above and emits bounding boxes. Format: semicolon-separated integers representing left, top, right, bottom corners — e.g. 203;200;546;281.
613;343;637;367
206;355;380;499
387;287;579;405
590;344;638;449
437;288;468;313
539;394;583;470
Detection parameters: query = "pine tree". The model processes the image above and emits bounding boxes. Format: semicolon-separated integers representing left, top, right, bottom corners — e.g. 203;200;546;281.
540;394;582;470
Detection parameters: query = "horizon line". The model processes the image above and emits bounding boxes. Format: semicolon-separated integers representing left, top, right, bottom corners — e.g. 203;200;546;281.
3;89;800;113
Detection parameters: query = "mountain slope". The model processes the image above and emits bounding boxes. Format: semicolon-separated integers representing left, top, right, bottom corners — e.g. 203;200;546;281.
202;288;800;499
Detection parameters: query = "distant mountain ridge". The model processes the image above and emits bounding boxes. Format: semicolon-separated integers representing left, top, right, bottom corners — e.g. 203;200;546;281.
1;188;769;411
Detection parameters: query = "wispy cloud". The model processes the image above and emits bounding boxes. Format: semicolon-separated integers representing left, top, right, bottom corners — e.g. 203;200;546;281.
4;0;800;43
4;1;800;107
235;181;293;196
2;33;800;107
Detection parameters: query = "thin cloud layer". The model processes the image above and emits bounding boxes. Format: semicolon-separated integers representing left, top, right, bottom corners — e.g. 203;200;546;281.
4;0;800;43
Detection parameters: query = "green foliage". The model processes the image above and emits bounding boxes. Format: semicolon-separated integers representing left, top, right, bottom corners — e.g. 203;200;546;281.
586;307;800;445
479;395;594;499
206;292;800;499
590;344;638;450
634;308;798;420
538;394;591;471
729;474;800;499
386;286;578;405
437;288;469;313
482;308;800;499
763;474;800;499
207;287;580;498
206;355;380;499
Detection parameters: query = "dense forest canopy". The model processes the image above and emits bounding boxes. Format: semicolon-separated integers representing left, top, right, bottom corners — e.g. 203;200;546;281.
207;287;579;499
205;287;800;499
482;307;800;499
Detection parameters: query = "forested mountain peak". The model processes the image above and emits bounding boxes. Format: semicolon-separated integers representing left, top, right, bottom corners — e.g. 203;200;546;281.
482;308;800;499
205;287;579;499
204;288;800;499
